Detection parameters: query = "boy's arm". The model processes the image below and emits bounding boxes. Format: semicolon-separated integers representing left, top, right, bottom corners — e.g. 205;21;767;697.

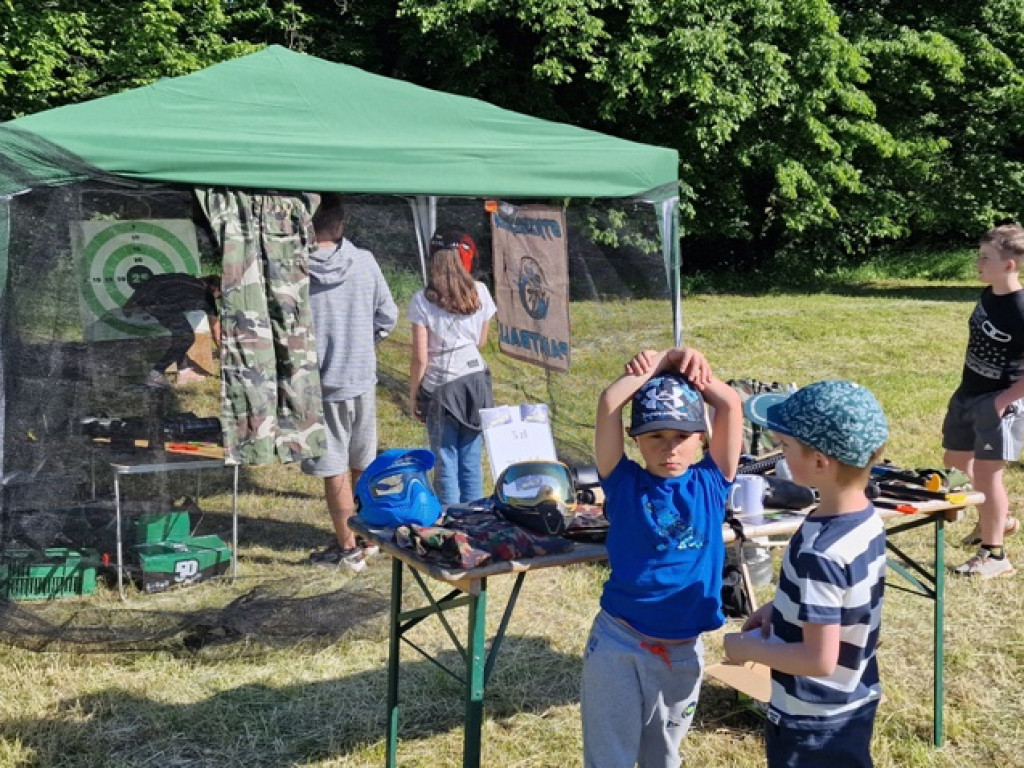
595;347;710;477
594;369;644;478
374;266;399;336
723;621;841;677
409;324;428;422
995;374;1024;415
700;377;743;482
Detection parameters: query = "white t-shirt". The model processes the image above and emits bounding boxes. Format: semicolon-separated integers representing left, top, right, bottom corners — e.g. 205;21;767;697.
408;282;496;392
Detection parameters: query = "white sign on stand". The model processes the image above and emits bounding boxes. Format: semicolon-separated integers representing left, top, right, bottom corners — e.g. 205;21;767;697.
480;403;557;481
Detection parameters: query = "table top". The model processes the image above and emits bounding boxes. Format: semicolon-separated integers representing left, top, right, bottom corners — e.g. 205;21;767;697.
101;448;234;473
723;491;983;542
350;516;609;585
89;438;233;472
352;490;984;585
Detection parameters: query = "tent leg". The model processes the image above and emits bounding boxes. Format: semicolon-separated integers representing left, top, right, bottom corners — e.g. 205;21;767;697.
408;196;436;285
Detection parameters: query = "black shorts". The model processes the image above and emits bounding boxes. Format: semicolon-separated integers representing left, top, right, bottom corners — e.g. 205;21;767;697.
941;391;1024;461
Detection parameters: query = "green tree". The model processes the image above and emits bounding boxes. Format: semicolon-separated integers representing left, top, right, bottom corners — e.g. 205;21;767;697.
840;0;1024;243
397;0;899;268
0;0;260;121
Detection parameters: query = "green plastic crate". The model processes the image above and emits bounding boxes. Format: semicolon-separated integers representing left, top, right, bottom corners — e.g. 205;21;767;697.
134;509;191;545
0;548;98;601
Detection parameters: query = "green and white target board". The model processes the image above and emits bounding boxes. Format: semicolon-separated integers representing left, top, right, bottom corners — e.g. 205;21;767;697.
71;219;201;341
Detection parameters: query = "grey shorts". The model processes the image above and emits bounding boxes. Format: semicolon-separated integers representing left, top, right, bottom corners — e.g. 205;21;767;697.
301;392;377;477
941;391;1024;461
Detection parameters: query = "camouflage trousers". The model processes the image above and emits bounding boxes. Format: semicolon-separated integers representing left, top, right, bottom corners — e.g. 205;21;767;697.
195;188;326;465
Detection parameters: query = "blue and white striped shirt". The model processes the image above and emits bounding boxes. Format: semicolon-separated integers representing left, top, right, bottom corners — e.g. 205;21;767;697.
768;504;886;728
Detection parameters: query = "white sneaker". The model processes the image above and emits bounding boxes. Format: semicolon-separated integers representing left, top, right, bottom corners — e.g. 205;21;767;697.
175;368;207;385
960;516;1020;548
144;370;169;388
357;536;380;558
953;548;1015;578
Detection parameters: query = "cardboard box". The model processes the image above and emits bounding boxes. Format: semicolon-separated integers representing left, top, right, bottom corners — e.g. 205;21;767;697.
132;534;231;593
705;660;772;702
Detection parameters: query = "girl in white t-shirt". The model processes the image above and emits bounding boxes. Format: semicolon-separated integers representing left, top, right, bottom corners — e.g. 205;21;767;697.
408;230;497;504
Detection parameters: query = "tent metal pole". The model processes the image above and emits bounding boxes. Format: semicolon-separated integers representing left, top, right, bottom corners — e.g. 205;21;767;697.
408;196;437;285
656;196;682;346
0;197;6;479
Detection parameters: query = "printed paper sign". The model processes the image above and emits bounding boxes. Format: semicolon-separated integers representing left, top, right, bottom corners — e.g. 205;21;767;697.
491;203;571;372
480;403;557;481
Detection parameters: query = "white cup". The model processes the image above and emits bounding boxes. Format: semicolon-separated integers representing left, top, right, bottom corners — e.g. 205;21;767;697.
728;475;769;525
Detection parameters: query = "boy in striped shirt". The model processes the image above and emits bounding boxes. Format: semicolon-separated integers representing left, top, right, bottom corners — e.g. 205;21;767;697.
723;380;889;768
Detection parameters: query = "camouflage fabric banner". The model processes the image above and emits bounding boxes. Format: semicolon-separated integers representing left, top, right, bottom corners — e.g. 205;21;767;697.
491;203;571;372
195;189;326;465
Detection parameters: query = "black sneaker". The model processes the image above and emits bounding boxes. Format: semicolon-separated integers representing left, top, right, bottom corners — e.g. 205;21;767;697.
309;541;366;572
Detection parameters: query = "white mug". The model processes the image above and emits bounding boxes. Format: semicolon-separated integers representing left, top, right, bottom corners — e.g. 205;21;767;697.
728;475;769;525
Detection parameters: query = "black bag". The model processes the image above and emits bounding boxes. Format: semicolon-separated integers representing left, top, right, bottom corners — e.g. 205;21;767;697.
721;563;753;618
495;499;566;536
722;509;753;618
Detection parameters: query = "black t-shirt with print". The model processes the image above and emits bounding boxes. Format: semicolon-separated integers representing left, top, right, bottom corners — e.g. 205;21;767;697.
957;287;1024;397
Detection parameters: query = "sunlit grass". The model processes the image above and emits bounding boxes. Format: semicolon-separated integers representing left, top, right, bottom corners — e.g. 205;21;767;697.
2;256;1023;767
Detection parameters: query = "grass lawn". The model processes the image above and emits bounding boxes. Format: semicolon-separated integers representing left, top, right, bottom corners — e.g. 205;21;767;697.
1;272;1023;767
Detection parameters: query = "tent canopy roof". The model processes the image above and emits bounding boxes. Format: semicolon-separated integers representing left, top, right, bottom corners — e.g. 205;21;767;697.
2;46;678;200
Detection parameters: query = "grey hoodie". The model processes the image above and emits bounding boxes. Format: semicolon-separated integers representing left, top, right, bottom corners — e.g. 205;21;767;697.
308;238;397;400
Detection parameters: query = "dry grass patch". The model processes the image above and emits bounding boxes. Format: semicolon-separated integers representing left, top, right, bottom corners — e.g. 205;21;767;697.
1;284;1022;766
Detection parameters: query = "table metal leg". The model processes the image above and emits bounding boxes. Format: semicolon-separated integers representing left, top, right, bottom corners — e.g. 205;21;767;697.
384;565;523;767
464;578;487;768
386;556;403;768
231;464;239;580
933;515;946;747
114;474;125;601
884;514;945;748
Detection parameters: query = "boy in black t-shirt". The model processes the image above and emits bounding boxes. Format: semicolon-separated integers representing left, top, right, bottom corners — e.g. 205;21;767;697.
942;224;1024;577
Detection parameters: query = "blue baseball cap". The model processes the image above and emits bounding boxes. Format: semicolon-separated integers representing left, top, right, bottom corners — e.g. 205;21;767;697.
744;380;888;468
629;373;708;437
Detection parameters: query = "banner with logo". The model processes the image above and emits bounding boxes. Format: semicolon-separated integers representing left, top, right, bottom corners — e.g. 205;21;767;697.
491;203;570;372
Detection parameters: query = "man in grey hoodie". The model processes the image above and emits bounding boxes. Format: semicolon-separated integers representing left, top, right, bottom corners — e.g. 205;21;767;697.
302;194;398;571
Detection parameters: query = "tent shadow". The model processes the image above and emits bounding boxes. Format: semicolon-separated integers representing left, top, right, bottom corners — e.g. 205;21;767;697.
0;634;584;766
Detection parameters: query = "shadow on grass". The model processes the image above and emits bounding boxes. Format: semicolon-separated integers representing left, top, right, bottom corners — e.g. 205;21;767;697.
0;634;595;767
0;563;764;765
0;575;392;653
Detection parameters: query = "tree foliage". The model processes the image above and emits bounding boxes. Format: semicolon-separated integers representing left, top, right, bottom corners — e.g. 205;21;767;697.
2;0;1023;269
0;1;260;120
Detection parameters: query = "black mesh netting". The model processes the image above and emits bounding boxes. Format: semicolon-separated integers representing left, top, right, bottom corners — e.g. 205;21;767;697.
0;579;390;652
1;162;671;650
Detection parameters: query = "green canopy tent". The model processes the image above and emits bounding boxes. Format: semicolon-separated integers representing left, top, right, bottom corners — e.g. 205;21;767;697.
0;45;682;469
0;45;682;335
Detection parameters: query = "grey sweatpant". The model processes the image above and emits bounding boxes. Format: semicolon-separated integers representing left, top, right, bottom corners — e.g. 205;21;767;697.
581;609;705;768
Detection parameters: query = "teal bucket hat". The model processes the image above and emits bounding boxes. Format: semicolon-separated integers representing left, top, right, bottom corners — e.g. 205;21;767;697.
744;380;888;468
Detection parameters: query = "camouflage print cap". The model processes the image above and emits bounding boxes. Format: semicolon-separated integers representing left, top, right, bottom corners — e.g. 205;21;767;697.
629;373;708;436
744;380;888;468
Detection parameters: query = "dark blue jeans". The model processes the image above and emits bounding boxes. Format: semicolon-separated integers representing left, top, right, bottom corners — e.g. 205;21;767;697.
765;701;877;768
427;409;484;505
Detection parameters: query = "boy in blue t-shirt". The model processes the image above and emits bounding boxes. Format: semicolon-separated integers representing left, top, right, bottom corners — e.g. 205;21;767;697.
723;380;889;768
582;346;743;768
